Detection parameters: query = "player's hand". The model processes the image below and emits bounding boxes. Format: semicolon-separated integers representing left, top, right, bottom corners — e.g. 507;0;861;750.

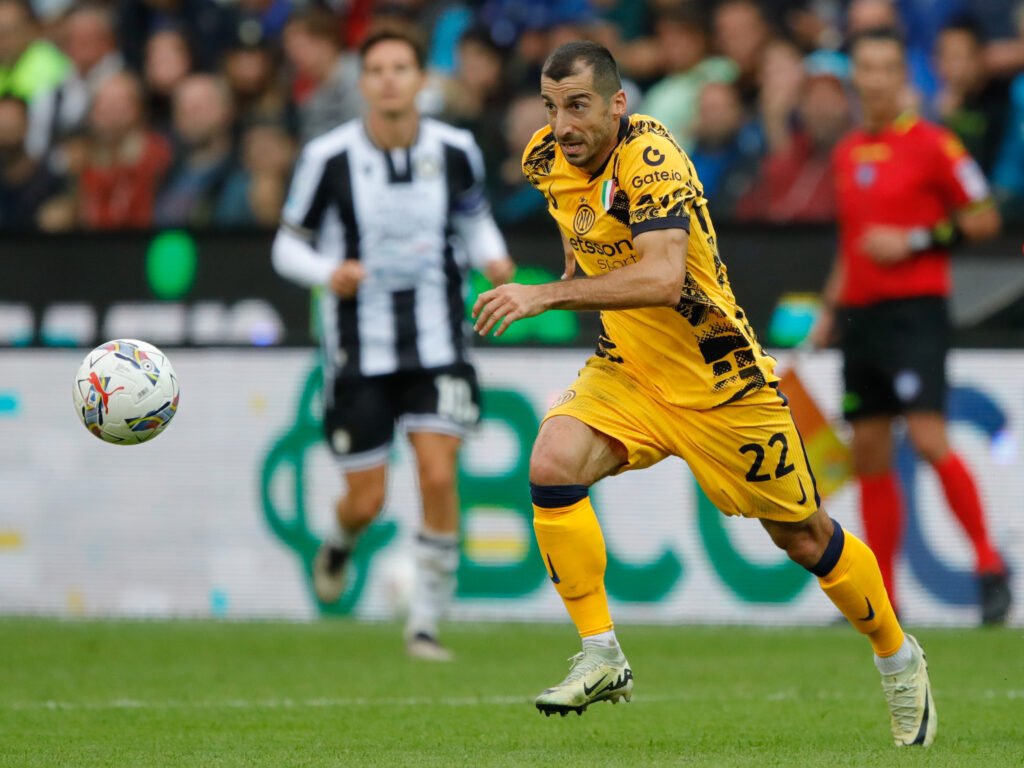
472;283;547;337
484;257;516;286
807;305;835;349
861;226;912;264
328;261;366;298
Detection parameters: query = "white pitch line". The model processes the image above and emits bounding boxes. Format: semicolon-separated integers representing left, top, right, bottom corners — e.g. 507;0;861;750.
5;689;1022;713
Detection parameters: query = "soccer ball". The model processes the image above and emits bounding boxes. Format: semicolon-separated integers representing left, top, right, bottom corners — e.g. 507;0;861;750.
72;339;180;444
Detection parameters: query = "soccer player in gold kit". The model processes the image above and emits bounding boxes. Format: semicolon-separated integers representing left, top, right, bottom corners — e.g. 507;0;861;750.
473;41;935;747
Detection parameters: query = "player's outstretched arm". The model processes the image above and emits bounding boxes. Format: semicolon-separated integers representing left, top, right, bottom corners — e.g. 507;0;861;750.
472;227;686;337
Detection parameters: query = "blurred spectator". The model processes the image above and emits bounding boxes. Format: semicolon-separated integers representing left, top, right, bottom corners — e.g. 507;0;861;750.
992;72;1024;221
737;51;852;221
118;0;237;72
234;0;296;43
222;21;292;134
144;28;193;138
981;1;1024;79
282;6;361;143
79;72;172;228
688;80;761;218
28;3;123;159
752;37;804;155
0;0;68;101
844;0;937;110
713;0;773;109
933;19;1009;173
492;90;547;223
426;26;508;180
154;73;238;226
215;121;294;226
639;4;738;151
0;95;63;227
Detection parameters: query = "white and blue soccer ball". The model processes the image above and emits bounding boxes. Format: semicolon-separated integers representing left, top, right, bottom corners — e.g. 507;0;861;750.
72;339;180;445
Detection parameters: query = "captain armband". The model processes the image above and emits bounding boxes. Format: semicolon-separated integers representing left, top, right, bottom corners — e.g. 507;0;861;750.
907;220;963;252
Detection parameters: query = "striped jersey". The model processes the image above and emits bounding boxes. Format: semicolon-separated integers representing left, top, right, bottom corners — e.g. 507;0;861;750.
276;117;506;377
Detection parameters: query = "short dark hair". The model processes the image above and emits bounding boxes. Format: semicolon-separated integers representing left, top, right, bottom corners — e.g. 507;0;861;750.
939;16;983;45
542;41;622;99
359;24;427;70
848;26;906;57
285;6;339;47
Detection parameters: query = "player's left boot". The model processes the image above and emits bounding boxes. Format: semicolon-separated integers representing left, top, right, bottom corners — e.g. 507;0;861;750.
535;645;633;716
311;541;350;604
881;634;937;747
405;631;454;662
978;569;1012;625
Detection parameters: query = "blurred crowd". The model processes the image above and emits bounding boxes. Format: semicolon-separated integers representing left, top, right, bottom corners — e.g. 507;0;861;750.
3;0;1024;232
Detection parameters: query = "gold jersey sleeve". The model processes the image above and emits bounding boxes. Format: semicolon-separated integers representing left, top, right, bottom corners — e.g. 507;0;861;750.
522;115;777;408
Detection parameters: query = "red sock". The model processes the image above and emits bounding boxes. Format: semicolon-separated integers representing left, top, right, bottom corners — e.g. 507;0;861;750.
933;452;1004;574
859;472;903;612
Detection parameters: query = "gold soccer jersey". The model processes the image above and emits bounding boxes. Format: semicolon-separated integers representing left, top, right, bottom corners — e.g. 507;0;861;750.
522;114;777;409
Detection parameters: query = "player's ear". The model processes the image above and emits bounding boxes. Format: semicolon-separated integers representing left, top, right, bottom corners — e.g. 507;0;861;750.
609;88;627;119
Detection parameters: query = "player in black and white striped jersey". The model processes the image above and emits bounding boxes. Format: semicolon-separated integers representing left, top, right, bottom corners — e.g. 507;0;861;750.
272;25;515;661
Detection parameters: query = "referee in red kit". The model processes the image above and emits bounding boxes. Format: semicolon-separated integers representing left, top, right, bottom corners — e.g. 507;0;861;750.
812;27;1012;624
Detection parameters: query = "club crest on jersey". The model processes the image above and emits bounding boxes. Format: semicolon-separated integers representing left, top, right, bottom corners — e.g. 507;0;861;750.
855;164;876;187
415;154;440;178
600;179;617;211
573;204;596;235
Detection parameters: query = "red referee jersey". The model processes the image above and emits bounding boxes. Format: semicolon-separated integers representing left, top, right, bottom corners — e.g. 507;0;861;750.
832;113;990;307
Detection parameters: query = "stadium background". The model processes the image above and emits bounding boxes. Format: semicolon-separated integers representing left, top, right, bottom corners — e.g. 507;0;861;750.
2;0;1024;629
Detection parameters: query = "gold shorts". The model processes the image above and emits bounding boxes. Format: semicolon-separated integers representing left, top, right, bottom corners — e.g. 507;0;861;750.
545;357;819;522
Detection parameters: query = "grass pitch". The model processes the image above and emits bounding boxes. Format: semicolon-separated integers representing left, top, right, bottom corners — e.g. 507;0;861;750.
1;619;1021;767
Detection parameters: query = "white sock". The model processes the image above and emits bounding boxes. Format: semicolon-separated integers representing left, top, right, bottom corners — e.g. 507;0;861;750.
329;525;360;551
874;635;913;675
406;528;459;640
582;630;619;650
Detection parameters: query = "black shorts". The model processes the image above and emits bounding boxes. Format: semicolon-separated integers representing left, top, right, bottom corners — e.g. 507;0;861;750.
838;296;949;421
322;363;481;469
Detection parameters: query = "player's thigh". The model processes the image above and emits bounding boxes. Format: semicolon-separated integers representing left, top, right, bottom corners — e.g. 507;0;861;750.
397;363;481;438
672;386;820;522
323;373;396;469
541;358;671;479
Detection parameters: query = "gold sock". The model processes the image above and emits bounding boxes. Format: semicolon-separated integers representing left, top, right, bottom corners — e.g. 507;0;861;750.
818;526;904;657
533;493;613;637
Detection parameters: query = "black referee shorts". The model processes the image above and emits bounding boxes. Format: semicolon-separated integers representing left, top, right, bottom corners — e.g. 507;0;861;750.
837;296;950;421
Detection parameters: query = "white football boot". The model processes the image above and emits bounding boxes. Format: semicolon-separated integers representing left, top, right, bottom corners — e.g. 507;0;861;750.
311;541;350;604
535;645;633;716
881;634;937;747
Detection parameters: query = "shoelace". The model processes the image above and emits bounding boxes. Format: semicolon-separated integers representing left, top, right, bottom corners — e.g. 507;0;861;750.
559;651;610;685
882;679;921;730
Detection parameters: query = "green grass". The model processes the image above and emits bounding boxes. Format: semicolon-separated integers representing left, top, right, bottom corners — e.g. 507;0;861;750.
0;620;1021;767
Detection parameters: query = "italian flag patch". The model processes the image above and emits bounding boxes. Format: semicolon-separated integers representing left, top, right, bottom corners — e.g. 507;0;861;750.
600;179;617;210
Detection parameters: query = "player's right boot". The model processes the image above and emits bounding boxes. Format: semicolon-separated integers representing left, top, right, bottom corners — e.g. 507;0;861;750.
312;541;350;604
535;645;633;716
881;634;937;747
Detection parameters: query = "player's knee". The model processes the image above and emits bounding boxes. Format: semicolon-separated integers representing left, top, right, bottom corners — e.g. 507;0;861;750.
763;516;831;570
852;446;891;477
418;460;457;495
782;534;824;569
529;445;578;486
343;489;386;528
